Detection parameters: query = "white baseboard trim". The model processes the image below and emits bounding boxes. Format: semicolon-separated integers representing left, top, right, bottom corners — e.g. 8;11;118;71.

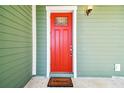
112;76;124;79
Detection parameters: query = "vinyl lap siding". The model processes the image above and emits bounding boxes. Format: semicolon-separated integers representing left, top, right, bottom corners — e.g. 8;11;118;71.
77;6;124;77
36;6;47;76
0;6;32;87
36;5;124;77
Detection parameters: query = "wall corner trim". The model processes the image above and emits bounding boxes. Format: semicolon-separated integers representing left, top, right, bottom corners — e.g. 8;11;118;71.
32;5;36;75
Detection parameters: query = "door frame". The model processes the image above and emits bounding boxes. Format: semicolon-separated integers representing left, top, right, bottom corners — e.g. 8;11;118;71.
46;6;77;78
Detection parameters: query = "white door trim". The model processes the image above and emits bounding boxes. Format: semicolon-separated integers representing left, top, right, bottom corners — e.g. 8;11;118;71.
46;6;77;78
32;5;36;75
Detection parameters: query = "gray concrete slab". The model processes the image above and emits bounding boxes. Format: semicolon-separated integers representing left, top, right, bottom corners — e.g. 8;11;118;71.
25;76;124;88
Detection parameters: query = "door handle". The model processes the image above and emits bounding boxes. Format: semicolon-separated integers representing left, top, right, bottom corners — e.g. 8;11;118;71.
70;48;72;56
70;49;72;51
70;45;72;56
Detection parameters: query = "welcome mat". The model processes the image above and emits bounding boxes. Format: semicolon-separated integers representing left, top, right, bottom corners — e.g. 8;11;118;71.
47;77;73;87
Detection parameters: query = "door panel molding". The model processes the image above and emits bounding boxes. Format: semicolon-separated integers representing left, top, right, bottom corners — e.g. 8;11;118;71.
46;6;77;78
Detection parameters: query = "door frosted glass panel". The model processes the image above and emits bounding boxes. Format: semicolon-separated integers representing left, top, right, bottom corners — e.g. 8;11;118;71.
55;17;68;26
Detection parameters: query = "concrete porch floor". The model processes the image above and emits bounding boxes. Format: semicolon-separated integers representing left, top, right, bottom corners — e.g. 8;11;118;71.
24;76;124;88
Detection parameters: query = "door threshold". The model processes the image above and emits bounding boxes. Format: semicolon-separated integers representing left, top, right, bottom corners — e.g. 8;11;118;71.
50;73;73;78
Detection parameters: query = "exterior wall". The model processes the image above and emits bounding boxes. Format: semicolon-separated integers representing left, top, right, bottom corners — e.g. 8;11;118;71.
36;5;124;77
0;6;32;87
77;6;124;77
36;6;47;76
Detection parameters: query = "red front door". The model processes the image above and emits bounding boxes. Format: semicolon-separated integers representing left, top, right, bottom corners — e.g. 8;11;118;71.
50;13;72;73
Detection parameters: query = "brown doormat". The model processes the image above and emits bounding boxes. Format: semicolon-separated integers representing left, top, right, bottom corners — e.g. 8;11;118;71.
47;77;73;87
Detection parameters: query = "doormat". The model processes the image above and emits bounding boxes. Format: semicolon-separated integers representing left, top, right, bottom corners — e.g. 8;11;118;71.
47;77;73;87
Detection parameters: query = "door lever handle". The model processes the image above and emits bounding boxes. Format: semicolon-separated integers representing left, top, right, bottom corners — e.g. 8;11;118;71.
70;48;72;56
70;49;72;51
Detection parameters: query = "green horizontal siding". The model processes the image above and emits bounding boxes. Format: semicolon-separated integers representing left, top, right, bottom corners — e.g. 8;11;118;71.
36;6;47;76
77;5;124;77
0;5;32;88
36;5;124;77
